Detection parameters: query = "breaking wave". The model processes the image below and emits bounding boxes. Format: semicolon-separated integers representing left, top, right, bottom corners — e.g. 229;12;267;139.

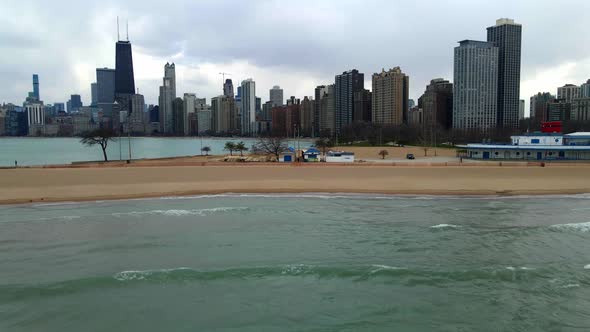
112;207;249;218
1;264;555;303
550;222;590;233
430;224;462;229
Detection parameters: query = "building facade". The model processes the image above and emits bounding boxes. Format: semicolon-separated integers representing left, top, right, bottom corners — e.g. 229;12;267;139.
172;98;184;136
300;96;314;136
335;69;364;133
159;63;176;134
372;67;409;126
319;85;336;136
223;79;234;98
530;92;554;121
546;99;572;122
240;79;256;136
581;80;590;99
114;41;135;95
418;78;453;129
270;86;284;107
354;89;372;123
572;98;590;121
453;40;499;130
32;74;40;100
519;99;525;120
183;93;196;136
557;84;580;103
487;18;522;128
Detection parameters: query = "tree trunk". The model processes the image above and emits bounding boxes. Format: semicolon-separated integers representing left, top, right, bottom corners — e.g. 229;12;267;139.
101;145;108;162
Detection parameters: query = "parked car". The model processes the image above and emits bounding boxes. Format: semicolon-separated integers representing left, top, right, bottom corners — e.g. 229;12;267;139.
406;153;415;160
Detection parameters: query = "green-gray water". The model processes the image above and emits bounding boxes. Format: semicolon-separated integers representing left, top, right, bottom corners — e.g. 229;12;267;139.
1;194;590;331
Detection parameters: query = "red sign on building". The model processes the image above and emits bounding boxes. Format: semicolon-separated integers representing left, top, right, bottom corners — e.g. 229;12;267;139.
541;121;562;133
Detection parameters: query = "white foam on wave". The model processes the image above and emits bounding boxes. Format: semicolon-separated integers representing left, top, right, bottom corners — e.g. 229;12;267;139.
430;224;462;229
550;222;590;233
112;207;248;218
114;267;192;281
371;264;405;271
584;265;590;270
506;266;534;271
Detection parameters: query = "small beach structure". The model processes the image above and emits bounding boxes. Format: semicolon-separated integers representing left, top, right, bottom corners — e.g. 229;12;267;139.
459;132;590;161
325;151;355;163
303;148;321;162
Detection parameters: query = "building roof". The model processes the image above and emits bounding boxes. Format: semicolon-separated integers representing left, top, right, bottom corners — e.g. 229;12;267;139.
564;132;590;137
459;144;590;151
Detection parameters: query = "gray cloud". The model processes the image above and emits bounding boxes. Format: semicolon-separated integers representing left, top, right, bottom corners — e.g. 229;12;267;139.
1;0;589;112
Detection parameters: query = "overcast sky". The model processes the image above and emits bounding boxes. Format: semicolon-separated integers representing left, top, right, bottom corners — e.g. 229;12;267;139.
2;0;589;115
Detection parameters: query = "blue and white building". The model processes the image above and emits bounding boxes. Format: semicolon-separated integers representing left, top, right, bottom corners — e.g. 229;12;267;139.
460;132;590;161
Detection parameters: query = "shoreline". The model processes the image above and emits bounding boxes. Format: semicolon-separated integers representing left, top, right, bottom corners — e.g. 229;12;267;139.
1;165;590;205
3;189;590;206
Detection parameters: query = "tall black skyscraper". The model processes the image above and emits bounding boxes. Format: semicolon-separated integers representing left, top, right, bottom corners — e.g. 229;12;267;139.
335;69;364;133
487;18;522;129
115;40;136;95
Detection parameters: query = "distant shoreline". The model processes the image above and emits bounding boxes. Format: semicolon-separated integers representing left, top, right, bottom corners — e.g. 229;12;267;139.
1;164;589;205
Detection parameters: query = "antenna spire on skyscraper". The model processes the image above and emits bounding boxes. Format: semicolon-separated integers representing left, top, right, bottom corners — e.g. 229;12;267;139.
126;20;129;41
117;16;120;41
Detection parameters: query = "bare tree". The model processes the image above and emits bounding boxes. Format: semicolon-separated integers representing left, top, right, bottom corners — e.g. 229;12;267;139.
314;137;334;156
252;136;289;161
80;128;117;162
378;150;389;160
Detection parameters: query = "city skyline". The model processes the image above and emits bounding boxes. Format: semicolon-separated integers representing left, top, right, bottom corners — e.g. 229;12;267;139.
1;1;590;117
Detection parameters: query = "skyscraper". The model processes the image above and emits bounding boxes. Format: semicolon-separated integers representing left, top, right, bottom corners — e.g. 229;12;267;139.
371;67;409;126
453;40;499;130
487;18;522;128
96;68;116;120
164;63;176;98
301;96;314;136
223;79;234;98
318;85;335;136
114;41;136;95
418;78;453;129
183;93;196;136
32;74;39;100
241;79;256;136
159;63;176;134
335;69;364;133
270;86;284;107
170;98;183;135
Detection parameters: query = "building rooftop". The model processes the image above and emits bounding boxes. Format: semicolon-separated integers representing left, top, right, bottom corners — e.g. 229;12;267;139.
457;40;496;48
494;18;521;26
564;132;590;137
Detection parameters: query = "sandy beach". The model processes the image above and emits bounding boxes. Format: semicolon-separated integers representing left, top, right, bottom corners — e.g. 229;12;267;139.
1;164;590;204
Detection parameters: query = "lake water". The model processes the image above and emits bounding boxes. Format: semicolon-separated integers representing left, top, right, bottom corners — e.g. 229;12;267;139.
1;194;590;331
0;137;311;166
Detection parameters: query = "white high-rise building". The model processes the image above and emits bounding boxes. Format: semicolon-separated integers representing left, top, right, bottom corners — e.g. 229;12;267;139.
241;79;256;136
25;102;44;127
557;84;580;103
183;93;196;136
270;86;284;107
453;40;499;130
